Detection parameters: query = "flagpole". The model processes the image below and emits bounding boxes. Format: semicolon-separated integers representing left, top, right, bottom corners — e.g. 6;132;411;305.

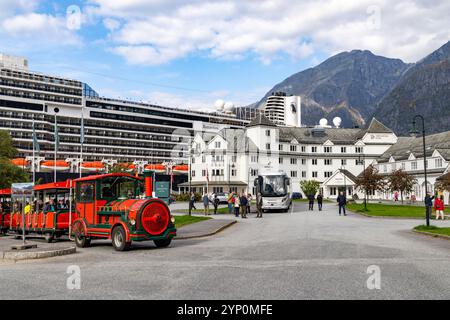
54;114;57;183
79;113;84;178
32;121;36;186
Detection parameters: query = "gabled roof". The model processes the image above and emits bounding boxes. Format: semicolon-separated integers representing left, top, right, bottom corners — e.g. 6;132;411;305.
246;114;277;128
365;118;394;134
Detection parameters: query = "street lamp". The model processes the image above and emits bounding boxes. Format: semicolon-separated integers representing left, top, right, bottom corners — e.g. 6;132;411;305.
358;154;367;210
410;115;430;227
228;163;235;193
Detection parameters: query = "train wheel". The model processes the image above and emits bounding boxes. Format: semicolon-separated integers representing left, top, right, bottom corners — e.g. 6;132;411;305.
112;226;131;252
154;239;172;248
44;233;54;243
73;222;91;248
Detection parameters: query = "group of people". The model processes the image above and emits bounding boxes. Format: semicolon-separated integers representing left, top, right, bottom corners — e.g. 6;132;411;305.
425;193;446;220
0;199;71;214
188;191;264;218
307;192;348;216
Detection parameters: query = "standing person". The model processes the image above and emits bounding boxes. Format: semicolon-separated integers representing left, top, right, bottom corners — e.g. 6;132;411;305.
425;192;435;221
317;193;323;211
394;191;399;202
189;192;197;211
434;195;445;220
240;193;248;218
227;192;234;214
256;193;263;218
337;192;347;216
246;193;252;216
213;193;220;215
202;193;210;216
308;194;315;211
234;193;241;217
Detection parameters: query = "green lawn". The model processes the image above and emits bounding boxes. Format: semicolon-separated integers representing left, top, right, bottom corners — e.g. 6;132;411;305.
347;203;450;218
414;225;450;237
173;215;211;228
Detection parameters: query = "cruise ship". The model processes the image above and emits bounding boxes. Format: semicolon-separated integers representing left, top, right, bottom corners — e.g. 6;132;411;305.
0;54;250;173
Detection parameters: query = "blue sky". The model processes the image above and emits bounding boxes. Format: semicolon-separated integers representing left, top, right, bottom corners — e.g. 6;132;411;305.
0;0;449;110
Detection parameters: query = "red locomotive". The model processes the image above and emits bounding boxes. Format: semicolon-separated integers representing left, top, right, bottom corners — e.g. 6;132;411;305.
4;172;176;251
0;189;11;235
71;173;176;251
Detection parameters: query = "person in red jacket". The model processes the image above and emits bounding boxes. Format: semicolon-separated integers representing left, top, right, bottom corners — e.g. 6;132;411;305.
434;195;445;220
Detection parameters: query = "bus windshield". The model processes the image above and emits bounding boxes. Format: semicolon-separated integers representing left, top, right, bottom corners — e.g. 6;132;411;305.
262;175;287;197
100;177;142;200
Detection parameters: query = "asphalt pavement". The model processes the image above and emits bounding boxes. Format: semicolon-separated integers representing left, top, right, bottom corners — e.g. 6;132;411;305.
0;201;449;300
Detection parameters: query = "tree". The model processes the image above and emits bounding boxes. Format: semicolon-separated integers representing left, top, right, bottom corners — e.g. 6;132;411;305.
109;163;132;174
0;130;19;159
355;166;386;209
387;169;417;204
300;180;320;197
436;173;450;193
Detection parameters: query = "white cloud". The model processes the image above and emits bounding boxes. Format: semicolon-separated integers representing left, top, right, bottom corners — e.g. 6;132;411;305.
1;12;82;47
87;0;450;65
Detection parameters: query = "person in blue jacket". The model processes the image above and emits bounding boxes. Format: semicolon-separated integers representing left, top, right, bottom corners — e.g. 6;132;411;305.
336;192;347;216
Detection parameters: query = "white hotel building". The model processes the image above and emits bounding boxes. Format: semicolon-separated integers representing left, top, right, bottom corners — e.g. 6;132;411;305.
183;115;399;198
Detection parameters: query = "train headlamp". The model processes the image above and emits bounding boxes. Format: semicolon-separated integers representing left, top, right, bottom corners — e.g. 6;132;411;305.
170;216;175;224
129;219;136;226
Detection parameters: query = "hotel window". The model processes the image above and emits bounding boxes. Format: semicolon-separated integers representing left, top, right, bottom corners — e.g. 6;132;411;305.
324;171;333;178
291;158;297;165
301;159;306;165
202;170;206;176
330;187;337;196
356;147;364;154
401;162;406;170
411;161;417;170
265;130;271;137
435;158;443;168
231;169;237;176
251;155;258;163
383;165;387;172
301;146;306;153
191;157;195;164
312;172;318;178
302;171;307;178
232;155;237;162
291;171;298;178
341;147;347;153
341;159;347;166
279;144;284;151
311;146;317;153
312;159;318;165
192;171;196;177
202;155;206;163
356;159;364;166
215;141;221;148
266;143;271;150
324;159;332;166
279;157;284;164
251;169;259;176
324;147;332;153
290;145;297;152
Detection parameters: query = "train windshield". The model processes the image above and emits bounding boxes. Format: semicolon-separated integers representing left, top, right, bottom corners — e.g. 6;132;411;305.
262;175;287;197
100;176;142;200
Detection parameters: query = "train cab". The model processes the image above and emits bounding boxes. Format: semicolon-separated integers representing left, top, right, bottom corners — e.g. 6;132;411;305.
71;173;177;251
0;189;11;235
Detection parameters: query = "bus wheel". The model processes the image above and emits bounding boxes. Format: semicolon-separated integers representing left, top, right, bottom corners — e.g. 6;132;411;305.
112;226;131;252
44;233;54;243
154;239;172;248
73;222;91;248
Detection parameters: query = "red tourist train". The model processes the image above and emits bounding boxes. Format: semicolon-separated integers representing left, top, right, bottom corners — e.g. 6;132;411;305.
0;188;11;235
2;173;177;251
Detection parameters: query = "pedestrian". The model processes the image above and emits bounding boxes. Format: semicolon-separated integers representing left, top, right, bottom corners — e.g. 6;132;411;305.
202;193;210;216
213;193;220;215
337;192;347;216
234;193;241;217
434;195;445;220
425;192;435;220
227;192;234;214
308;194;315;211
240;193;248;218
394;191;399;202
256;193;263;218
189;192;197;211
317;193;323;211
246;193;252;215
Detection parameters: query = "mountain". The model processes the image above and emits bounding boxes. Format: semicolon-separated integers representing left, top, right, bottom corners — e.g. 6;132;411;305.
373;41;450;135
257;50;411;128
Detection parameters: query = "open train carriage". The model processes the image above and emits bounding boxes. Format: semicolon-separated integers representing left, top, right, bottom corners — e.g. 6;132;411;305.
71;173;176;251
9;181;76;242
0;189;12;235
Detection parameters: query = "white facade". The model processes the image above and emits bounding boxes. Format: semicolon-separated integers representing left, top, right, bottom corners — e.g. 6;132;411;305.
0;54;28;71
263;92;301;127
186;116;398;198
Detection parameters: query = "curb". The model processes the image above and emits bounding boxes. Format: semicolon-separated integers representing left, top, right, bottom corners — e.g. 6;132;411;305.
349;210;424;220
1;247;76;261
175;220;237;240
412;230;450;241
